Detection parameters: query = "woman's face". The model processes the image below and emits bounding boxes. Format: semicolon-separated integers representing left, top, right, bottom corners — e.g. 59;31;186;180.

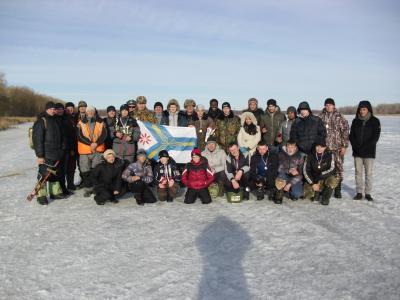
169;105;177;114
105;154;115;164
121;109;128;117
245;116;253;125
160;157;169;165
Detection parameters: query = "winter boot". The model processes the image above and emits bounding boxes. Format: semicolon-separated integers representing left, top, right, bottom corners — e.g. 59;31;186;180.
365;194;373;201
321;188;333;205
243;187;250;200
353;193;363;200
256;188;264;200
134;193;144;206
218;182;225;197
274;189;283;204
334;180;342;198
37;196;48;205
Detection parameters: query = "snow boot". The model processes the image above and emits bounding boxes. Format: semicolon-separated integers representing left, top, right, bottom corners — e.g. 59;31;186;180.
365;194;373;201
321;188;333;205
334;180;342;198
353;193;363;200
274;190;283;204
256;188;264;200
37;196;48;205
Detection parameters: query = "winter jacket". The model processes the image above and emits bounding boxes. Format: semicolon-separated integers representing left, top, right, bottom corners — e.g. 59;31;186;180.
160;110;188;127
225;151;250;181
153;159;181;183
181;157;214;190
319;108;349;150
249;150;279;183
91;157;126;192
207;107;222;121
122;159;154;184
77;117;107;154
349;101;381;158
242;108;264;125
290;111;326;154
181;111;199;126
194;115;215;151
260;110;286;145
133;108;157;124
215;111;241;153
280;118;296;145
63;113;77;153
303;149;336;184
32;112;66;161
277;146;305;185
237;112;261;155
201;144;227;173
103;116;116;149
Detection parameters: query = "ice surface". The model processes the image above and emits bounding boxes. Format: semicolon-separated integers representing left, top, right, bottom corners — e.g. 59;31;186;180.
0;117;399;300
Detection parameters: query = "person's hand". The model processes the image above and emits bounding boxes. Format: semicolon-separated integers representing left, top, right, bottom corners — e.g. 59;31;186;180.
276;136;282;143
234;170;243;181
289;168;299;176
90;143;97;150
115;132;123;139
37;158;45;165
312;183;320;192
340;147;347;156
125;136;132;142
261;128;267;133
168;179;175;188
232;180;240;190
283;183;291;192
132;175;140;181
113;190;119;195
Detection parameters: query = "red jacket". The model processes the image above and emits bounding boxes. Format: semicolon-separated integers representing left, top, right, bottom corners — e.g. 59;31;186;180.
181;158;214;190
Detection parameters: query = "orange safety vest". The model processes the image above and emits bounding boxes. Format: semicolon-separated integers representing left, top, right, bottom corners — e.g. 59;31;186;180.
77;121;106;154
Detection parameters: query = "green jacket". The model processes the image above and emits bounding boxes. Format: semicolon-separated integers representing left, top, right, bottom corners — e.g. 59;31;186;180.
215;111;241;153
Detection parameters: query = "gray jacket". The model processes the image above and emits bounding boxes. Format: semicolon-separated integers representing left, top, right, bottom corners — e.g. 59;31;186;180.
202;144;226;173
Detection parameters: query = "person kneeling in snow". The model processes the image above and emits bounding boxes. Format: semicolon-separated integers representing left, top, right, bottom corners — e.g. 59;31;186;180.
303;139;337;205
122;149;157;205
91;149;126;205
181;148;214;204
153;150;181;202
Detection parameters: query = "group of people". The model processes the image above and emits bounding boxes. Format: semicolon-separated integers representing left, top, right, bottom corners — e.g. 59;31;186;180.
31;96;381;206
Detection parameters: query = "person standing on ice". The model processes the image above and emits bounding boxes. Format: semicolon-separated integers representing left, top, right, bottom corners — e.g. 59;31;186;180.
76;105;107;197
32;101;66;205
259;99;286;152
319;98;349;199
303;138;338;205
349;100;381;201
181;148;214;204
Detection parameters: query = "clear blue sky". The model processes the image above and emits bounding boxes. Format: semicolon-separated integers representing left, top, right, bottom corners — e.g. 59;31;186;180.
0;0;399;110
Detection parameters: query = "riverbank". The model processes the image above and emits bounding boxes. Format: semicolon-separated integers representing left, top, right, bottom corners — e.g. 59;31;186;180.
0;117;35;130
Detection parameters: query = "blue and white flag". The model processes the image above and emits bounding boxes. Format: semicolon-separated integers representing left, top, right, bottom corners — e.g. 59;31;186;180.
137;121;197;164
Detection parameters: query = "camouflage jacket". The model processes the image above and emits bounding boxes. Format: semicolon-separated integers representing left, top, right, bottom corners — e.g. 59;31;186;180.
319;108;349;150
215;112;241;153
260;110;286;145
133;108;157;124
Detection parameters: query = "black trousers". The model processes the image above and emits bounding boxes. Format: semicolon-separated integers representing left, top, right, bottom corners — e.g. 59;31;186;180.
184;188;212;204
94;185;115;203
129;180;157;204
224;173;250;193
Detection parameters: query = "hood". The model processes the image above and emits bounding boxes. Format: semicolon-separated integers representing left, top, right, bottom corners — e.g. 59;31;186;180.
167;99;180;112
281;145;298;156
297;101;312;115
240;111;257;126
356;100;373;116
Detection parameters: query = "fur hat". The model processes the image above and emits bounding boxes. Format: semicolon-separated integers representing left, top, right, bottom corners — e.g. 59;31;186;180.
78;100;87;108
324;98;335;106
158;150;169;159
184;99;196;108
103;149;116;159
167;99;180;111
267;99;277;107
207;135;217;144
86;105;96;112
191;148;202;157
248;98;258;105
136;96;147;104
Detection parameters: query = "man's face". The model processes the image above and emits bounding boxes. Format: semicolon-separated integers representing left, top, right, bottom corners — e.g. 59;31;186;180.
249;101;257;111
222;107;230;116
267;105;276;113
137;155;146;164
154;106;163;114
207;142;216;152
197;109;204;118
107;110;116;118
316;145;326;154
79;107;86;114
325;104;335;113
105;154;115;164
359;107;369;117
300;109;310;118
56;108;64;116
137;103;146;111
128;105;136;112
287;111;296;120
169;104;177;114
66;106;75;115
86;110;95;118
257;145;268;156
46;108;56;116
121;109;128;117
186;105;194;114
286;143;297;155
210;101;218;110
229;145;240;157
160;157;169;165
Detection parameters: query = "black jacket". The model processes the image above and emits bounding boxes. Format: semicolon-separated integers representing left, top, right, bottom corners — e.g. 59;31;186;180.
249;150;279;183
32;112;65;161
160;111;188;127
349;101;381;158
303;150;336;184
207;108;222;121
92;158;126;192
290;113;326;154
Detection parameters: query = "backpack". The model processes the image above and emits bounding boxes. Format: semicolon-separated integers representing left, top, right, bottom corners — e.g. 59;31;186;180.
28;117;47;149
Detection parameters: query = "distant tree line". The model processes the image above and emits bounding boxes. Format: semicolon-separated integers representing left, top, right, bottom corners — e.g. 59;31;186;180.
0;72;64;117
339;103;400;115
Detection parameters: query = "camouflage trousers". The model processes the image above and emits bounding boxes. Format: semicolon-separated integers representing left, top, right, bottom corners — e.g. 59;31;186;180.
332;149;345;181
304;176;338;200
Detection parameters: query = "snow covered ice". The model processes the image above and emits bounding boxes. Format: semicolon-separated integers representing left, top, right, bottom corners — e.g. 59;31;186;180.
0;117;399;300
